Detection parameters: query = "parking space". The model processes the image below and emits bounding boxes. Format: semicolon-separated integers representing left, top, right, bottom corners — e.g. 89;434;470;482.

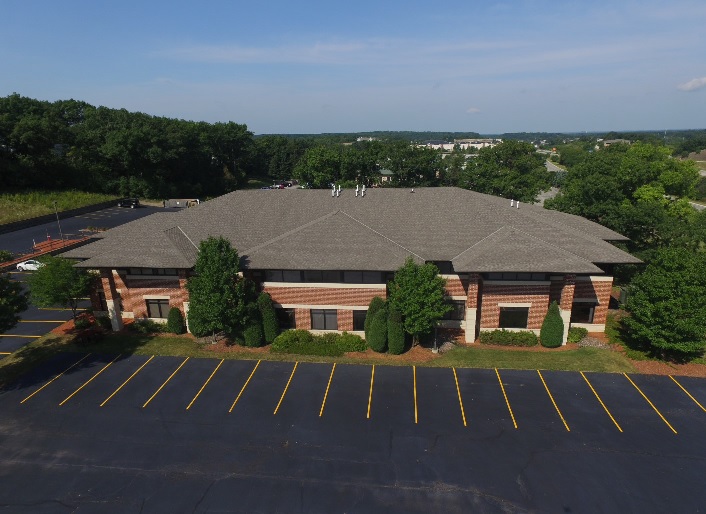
5;353;705;438
3;355;706;511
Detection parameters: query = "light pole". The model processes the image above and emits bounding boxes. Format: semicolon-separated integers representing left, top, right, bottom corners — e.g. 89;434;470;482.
53;201;64;241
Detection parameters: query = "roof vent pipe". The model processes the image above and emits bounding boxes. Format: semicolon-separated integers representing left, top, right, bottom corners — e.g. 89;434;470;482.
355;184;359;197
516;201;520;209
411;188;415;193
362;185;366;197
510;199;514;207
336;185;341;197
331;185;335;197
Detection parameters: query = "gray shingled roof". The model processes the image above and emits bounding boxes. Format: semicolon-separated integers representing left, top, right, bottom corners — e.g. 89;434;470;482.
66;187;640;273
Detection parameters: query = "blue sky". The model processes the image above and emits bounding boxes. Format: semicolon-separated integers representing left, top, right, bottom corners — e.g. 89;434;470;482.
2;0;705;134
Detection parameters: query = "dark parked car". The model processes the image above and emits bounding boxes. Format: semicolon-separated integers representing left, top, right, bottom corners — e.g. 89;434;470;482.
117;198;140;208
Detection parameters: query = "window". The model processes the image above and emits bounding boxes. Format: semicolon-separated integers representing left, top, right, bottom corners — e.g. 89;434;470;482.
265;270;283;281
277;308;296;329
282;270;302;282
571;302;596;324
343;271;383;283
353;310;367;331
127;268;177;276
486;272;546;281
428;261;453;274
499;307;529;329
146;299;170;319
443;300;466;320
311;309;337;330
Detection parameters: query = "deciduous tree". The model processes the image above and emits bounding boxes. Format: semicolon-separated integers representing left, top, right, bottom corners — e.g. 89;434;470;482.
0;273;29;332
27;256;93;319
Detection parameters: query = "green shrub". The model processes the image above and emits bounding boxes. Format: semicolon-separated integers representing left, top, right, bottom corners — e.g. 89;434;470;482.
368;306;388;352
243;321;265;348
166;307;186;334
74;317;92;330
95;315;112;330
567;326;589;344
479;329;538;347
335;331;367;352
540;301;564;348
271;330;343;356
0;250;14;263
129;319;166;334
387;306;406;355
257;292;279;343
365;297;386;339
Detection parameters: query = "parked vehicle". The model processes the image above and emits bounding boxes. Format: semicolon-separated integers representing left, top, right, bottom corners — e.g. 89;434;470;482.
16;259;45;271
117;198;140;208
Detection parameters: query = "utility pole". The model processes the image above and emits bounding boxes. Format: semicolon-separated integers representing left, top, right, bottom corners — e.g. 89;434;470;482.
53;201;64;241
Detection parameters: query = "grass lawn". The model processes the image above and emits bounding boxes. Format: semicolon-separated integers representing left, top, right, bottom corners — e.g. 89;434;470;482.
0;190;117;225
0;330;636;388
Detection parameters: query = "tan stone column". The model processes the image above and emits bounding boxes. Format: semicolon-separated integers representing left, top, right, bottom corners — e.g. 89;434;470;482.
101;269;123;331
465;273;480;343
559;274;575;345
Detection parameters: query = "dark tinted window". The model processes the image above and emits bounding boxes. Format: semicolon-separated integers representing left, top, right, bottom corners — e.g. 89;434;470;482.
499;307;529;329
353;310;367;331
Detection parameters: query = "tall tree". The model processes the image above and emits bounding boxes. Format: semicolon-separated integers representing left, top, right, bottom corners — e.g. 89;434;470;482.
0;273;29;332
624;248;706;358
186;236;253;339
27;256;93;319
387;258;450;345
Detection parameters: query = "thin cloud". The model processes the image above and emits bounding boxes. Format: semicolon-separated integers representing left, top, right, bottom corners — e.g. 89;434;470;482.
678;77;706;91
466;107;481;114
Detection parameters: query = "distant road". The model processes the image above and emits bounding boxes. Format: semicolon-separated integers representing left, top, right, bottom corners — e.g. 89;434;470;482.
545;160;564;173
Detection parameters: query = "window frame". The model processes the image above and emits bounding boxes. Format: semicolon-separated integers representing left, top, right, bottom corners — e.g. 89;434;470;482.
498;306;530;329
145;299;170;319
310;309;338;330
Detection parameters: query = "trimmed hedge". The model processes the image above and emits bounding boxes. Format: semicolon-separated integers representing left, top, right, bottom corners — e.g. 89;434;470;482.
129;319;167;334
243;321;265;347
95;315;112;330
365;297;386;339
257;292;279;343
567;326;589;344
540;301;564;348
166;307;186;334
270;330;367;357
387;306;406;355
367;306;388;352
479;329;538;347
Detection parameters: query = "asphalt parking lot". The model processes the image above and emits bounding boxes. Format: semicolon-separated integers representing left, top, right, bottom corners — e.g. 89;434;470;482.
0;204;164;354
1;355;705;512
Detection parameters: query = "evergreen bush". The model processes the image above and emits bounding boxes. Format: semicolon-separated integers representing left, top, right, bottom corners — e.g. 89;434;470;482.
336;331;367;352
540;301;564;348
257;292;279;343
387;306;406;355
365;297;386;339
271;330;342;356
243;321;265;347
478;329;538;347
368;306;388;352
95;315;112;330
166;307;186;334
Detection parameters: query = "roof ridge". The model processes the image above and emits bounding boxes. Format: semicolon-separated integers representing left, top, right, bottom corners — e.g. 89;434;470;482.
504;225;594;263
164;225;200;263
338;210;425;261
450;226;506;261
244;210;340;255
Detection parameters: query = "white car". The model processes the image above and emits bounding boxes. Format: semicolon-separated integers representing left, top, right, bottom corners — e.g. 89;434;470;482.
16;260;45;271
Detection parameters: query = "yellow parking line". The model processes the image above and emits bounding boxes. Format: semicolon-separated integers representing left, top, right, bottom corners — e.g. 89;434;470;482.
537;370;570;432
319;363;336;417
580;371;623;432
186;359;224;410
495;368;518;429
367;365;375;419
413;366;418;424
0;334;41;338
452;368;467;427
273;362;298;415
0;352;11;355
142;357;189;408
623;373;677;434
669;375;706;413
21;354;92;403
229;360;260;413
59;354;122;406
100;355;155;406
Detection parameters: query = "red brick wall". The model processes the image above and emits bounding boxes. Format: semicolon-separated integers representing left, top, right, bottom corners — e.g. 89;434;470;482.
295;308;311;330
466;274;480;308
444;276;466;297
575;278;613;324
98;270;190;319
337;310;353;331
479;283;550;330
560;275;576;311
264;286;385;307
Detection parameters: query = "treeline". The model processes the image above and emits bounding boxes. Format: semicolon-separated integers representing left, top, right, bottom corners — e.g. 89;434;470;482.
0;94;551;201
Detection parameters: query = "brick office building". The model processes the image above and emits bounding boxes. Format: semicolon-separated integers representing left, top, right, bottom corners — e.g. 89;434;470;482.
65;187;640;344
